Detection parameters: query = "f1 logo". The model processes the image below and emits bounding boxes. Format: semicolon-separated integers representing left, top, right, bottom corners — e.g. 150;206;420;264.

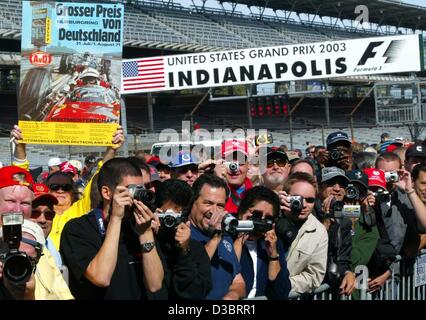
357;41;384;66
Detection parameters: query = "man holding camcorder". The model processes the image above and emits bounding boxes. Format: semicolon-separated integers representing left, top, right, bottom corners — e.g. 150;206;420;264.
188;174;246;300
60;158;164;300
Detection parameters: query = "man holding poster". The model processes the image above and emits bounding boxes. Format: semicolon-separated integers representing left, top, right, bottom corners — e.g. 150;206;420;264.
19;1;124;146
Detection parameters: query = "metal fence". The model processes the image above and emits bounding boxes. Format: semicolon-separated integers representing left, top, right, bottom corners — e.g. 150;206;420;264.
288;250;426;300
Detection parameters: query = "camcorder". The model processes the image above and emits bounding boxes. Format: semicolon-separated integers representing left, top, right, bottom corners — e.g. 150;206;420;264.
156;209;185;229
222;212;273;235
226;161;240;174
328;199;361;218
128;184;155;206
345;184;360;201
287;196;304;213
0;213;37;285
385;171;399;183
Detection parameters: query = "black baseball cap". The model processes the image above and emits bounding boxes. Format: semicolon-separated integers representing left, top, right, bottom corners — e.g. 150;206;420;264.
85;155;96;165
345;170;369;192
265;147;289;162
326;131;351;148
406;144;426;159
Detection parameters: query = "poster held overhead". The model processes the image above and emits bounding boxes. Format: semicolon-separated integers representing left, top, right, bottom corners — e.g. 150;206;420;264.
19;1;124;146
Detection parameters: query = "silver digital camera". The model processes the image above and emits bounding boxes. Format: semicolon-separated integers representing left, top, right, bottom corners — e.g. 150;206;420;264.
156;209;183;229
385;171;399;183
226;161;240;174
287;196;304;213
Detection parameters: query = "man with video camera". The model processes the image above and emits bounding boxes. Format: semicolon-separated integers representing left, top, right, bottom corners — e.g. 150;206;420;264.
153;179;212;299
275;172;328;295
60;158;165;299
317;167;355;296
188;174;246;300
233;186;291;299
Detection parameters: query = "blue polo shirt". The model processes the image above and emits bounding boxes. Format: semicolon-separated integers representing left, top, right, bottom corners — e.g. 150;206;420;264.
190;225;241;300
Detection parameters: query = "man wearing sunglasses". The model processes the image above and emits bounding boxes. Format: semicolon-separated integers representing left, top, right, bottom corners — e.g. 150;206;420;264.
261;147;290;194
171;151;199;187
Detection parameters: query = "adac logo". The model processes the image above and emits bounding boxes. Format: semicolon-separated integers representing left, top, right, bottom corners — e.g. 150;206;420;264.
373;170;380;176
29;51;52;67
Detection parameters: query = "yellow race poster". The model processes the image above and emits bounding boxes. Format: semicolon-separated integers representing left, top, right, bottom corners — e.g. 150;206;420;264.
19;1;123;146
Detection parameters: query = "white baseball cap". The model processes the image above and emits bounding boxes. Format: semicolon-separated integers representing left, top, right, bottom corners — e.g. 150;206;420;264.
48;157;61;167
22;219;45;246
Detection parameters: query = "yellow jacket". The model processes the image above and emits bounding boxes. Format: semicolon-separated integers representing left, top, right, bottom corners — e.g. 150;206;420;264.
35;247;74;300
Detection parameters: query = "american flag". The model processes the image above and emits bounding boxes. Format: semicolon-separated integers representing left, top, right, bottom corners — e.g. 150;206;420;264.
122;58;166;92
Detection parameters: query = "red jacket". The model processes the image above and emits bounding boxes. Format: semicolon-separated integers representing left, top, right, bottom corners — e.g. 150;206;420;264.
225;178;253;214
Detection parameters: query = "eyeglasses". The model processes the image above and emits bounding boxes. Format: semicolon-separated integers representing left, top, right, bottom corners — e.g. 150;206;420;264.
267;159;288;168
48;183;73;192
31;210;55;220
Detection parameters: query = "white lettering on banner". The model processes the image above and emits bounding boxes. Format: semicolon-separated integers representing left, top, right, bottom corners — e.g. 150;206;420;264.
121;34;423;94
415;255;426;287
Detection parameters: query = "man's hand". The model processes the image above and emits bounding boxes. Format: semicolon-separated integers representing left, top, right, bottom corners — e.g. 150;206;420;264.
175;221;191;253
278;191;291;215
264;228;278;258
340;272;356;296
395;169;413;193
111;186;133;219
111;126;125;150
3;272;36;300
321;195;336;214
361;192;376;213
208;210;226;232
316;150;329;166
337;155;351;171
132;199;155;236
10;125;24;145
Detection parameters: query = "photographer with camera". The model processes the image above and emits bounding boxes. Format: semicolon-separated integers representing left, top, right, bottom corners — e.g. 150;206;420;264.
233;186;291;299
375;152;426;259
0;219;46;300
219;140;253;214
188;174;246;300
316;132;353;172
275;172;328;295
153;179;212;299
60;158;165;299
316;167;355;296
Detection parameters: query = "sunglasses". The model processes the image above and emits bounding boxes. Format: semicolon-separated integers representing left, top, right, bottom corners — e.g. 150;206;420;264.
175;165;199;175
48;183;73;192
31;210;55;220
267;159;288;168
304;197;316;204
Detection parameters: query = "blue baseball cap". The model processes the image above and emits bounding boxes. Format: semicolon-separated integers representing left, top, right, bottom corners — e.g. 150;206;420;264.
171;151;199;168
326;131;351;147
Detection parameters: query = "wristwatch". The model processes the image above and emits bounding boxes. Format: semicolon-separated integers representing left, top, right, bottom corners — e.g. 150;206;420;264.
140;241;155;253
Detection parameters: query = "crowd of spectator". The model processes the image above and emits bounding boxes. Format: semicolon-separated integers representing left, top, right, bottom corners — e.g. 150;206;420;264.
0;125;425;300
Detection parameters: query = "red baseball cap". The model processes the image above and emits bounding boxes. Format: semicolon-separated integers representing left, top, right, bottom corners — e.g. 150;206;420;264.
363;168;386;189
60;161;77;175
0;166;34;190
221;139;249;158
33;183;58;205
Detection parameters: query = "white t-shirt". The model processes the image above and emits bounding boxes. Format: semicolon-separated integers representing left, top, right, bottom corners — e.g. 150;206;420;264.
245;240;258;298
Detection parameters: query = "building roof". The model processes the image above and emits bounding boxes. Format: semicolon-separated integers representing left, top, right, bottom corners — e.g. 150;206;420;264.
221;0;426;31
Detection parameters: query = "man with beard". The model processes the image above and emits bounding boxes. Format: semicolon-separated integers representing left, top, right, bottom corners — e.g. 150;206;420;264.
261;148;290;194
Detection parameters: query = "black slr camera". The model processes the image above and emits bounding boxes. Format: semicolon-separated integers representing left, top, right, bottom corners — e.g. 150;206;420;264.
1;213;37;285
157;210;184;229
287;196;304;213
128;184;155;206
329;148;344;161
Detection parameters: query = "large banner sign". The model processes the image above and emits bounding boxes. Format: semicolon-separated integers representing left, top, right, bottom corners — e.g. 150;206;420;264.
122;34;423;94
19;1;123;146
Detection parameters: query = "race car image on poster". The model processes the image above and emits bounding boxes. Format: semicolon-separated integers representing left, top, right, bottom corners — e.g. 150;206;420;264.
45;85;120;123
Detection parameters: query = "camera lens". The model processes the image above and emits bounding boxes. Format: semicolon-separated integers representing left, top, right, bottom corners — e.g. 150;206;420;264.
3;253;33;285
163;215;176;228
345;186;359;200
